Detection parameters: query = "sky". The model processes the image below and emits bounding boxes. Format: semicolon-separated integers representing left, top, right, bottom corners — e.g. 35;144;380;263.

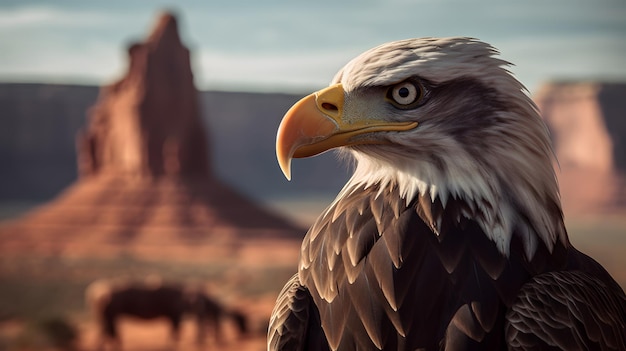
0;0;625;93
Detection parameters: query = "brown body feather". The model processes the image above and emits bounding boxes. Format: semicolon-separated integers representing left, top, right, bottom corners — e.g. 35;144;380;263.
270;185;626;350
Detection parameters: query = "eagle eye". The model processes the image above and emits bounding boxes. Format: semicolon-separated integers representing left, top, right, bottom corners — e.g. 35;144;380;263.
387;80;424;109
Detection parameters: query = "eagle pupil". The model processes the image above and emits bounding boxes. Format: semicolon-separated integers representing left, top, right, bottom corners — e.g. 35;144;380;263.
399;87;410;98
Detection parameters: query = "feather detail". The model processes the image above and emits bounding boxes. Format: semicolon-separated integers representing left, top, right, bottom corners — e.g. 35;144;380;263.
317;295;349;350
416;193;438;235
370;194;385;235
267;274;330;351
506;271;626;350
345;216;378;267
367;240;399;311
380;224;405;270
346;270;385;349
451;304;487;341
343;253;365;284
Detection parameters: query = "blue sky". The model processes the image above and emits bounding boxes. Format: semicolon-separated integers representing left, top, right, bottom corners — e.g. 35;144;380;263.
0;0;625;93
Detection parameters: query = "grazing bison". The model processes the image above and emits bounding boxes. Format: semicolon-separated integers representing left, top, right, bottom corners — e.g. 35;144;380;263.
86;278;248;350
193;291;249;346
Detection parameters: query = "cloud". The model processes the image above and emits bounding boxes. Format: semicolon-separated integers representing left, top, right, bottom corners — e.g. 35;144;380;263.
0;39;126;85
499;33;626;92
0;1;624;93
193;48;361;91
0;6;115;29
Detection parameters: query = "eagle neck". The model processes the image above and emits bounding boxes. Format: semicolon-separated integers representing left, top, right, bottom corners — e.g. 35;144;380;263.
329;155;566;260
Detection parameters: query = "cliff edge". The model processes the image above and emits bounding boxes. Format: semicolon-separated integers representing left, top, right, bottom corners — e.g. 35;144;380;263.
534;81;626;216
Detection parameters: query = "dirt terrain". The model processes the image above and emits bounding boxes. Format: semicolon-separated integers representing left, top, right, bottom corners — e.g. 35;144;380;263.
0;211;624;351
0;240;299;351
77;297;274;351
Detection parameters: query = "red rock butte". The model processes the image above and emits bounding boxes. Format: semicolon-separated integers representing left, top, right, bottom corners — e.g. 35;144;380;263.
534;81;626;217
0;12;303;262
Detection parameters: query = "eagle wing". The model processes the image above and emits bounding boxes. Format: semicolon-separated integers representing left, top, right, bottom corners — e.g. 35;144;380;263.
506;270;626;350
267;273;330;351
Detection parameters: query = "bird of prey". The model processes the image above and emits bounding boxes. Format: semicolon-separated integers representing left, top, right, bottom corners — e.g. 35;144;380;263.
267;37;626;350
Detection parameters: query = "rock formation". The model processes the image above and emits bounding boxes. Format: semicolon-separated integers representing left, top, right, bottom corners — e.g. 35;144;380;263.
534;81;626;216
0;12;302;261
77;13;210;179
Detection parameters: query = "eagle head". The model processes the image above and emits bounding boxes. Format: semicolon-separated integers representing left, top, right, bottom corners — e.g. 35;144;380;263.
276;37;567;259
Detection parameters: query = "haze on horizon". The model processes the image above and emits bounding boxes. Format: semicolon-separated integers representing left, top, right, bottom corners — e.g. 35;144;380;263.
0;0;625;93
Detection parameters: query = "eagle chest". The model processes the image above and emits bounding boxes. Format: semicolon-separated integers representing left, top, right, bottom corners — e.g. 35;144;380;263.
298;188;507;349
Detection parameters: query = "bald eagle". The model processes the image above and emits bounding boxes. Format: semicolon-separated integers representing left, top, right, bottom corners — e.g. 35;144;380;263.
267;38;626;350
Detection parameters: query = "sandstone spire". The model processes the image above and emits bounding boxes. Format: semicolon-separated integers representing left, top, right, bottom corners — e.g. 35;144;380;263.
78;12;210;178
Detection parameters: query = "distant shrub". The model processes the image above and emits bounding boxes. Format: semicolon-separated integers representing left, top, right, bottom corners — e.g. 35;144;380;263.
12;316;78;351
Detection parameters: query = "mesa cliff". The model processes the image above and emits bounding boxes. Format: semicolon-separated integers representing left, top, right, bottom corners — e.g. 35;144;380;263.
534;81;626;216
0;12;302;261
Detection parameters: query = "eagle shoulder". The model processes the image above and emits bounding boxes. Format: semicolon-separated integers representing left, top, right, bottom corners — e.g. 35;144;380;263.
505;270;626;350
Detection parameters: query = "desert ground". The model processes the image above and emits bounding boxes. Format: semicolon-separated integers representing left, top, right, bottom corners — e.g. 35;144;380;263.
0;249;297;351
0;201;625;351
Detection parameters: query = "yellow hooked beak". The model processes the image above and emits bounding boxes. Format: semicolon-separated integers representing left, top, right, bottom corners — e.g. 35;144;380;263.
276;83;418;180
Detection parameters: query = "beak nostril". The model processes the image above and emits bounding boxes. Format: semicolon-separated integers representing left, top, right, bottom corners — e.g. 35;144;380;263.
314;84;344;118
321;102;338;112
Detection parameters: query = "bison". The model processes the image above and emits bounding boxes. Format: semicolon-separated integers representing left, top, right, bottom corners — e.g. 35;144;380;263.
86;277;248;350
192;290;249;346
